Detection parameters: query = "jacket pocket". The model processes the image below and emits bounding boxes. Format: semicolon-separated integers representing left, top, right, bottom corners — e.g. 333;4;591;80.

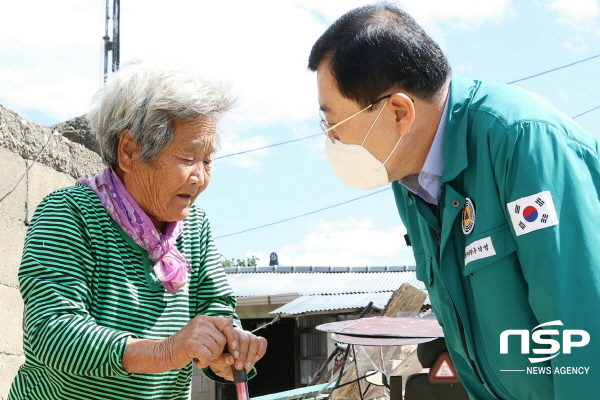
462;224;517;276
414;253;433;288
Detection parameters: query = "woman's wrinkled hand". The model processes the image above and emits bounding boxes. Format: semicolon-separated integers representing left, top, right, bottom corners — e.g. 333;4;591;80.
232;328;267;372
162;315;238;370
205;328;267;380
206;353;236;380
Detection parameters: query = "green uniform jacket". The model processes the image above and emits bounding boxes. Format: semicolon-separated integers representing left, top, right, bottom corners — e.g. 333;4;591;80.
393;76;600;400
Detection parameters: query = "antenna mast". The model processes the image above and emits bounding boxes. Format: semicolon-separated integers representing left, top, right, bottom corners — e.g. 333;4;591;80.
103;0;121;82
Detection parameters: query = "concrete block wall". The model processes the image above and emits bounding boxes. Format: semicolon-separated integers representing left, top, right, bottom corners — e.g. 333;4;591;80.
0;105;104;400
191;366;216;399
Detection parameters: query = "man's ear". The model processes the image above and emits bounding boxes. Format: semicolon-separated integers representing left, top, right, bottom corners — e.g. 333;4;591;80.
389;92;415;136
117;130;138;173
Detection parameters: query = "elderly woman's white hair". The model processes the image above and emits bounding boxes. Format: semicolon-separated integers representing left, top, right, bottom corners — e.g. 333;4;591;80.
88;61;233;166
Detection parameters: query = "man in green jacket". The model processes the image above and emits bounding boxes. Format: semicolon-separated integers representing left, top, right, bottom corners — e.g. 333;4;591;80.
308;4;600;400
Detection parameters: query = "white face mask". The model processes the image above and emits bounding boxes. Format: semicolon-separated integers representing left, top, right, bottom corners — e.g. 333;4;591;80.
325;100;403;190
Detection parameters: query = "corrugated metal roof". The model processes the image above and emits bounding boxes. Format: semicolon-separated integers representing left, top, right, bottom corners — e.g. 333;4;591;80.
269;293;395;315
224;265;416;273
225;269;429;315
225;271;425;297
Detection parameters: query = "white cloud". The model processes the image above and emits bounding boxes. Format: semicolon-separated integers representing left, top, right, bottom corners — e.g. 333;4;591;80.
247;217;416;266
562;36;590;53
297;0;514;29
0;1;102;49
215;129;271;169
295;0;375;23
546;0;600;52
546;0;600;33
0;2;103;123
400;0;514;30
0;0;517;128
1;69;99;123
295;0;515;51
120;0;325;132
289;121;323;155
0;0;325;127
0;69;24;83
456;63;474;73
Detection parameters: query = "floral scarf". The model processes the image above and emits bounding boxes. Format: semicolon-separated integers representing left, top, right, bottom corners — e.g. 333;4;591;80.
77;167;191;294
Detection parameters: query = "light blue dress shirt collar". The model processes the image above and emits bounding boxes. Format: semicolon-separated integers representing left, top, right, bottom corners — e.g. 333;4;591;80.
398;95;449;205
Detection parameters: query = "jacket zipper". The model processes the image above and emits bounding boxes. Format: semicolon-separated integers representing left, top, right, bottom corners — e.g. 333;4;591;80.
435;189;442;261
436;187;488;391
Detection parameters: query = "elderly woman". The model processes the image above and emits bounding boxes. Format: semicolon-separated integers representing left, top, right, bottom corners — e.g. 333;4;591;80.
8;62;266;400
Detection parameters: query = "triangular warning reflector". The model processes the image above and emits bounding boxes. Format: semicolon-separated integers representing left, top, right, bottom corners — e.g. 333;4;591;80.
428;352;460;384
437;360;453;376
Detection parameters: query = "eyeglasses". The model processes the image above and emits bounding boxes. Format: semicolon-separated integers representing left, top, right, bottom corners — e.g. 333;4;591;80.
319;94;392;135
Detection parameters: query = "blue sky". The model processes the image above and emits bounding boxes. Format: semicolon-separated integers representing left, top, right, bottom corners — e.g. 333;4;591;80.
1;0;599;266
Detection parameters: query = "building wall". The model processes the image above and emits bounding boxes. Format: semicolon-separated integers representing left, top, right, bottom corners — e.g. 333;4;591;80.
0;105;104;399
191;366;216;400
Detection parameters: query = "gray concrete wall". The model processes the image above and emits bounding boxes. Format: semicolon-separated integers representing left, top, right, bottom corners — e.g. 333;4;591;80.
191;366;216;400
0;105;103;399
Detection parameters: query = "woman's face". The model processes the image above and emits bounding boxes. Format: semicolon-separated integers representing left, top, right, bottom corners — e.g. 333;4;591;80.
118;116;216;230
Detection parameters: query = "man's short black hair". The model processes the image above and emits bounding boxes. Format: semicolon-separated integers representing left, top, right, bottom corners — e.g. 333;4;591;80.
308;2;451;106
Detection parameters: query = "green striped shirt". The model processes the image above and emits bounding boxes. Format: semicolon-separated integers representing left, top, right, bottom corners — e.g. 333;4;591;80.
9;184;239;400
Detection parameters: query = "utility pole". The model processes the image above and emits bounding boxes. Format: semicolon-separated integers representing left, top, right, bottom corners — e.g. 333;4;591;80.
103;0;120;82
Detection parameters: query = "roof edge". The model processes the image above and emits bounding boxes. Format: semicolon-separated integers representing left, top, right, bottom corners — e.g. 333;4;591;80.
224;265;416;274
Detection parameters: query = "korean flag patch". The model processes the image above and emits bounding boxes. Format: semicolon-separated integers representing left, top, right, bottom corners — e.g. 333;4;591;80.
507;191;559;236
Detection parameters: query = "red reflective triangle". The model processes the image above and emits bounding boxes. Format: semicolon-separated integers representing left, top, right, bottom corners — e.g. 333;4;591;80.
436;360;453;377
428;352;460;384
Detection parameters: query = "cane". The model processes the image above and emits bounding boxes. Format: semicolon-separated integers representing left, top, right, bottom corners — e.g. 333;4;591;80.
232;367;249;400
193;349;249;400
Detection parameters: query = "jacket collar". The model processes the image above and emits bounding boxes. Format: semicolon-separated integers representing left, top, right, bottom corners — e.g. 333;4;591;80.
442;76;480;183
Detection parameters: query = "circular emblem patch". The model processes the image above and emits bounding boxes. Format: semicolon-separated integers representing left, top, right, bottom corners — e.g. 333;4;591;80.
523;206;538;222
462;198;475;235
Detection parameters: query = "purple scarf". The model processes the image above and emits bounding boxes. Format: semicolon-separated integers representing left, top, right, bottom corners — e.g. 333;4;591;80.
77;167;191;294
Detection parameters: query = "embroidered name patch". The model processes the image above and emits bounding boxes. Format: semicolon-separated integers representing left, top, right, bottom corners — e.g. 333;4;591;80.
507;191;559;236
465;236;496;265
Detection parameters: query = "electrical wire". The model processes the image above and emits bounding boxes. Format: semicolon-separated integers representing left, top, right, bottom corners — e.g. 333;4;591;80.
213;53;600;161
214;187;391;239
572;105;600;120
214;104;600;239
215;134;321;160
2;56;598;235
212;55;600;240
507;54;600;85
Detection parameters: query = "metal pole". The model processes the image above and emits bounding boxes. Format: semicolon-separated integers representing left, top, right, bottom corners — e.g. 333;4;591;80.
352;345;365;400
307;302;374;386
103;0;110;81
112;0;120;72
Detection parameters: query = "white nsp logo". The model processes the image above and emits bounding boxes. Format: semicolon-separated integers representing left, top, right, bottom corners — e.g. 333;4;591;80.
500;320;590;363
